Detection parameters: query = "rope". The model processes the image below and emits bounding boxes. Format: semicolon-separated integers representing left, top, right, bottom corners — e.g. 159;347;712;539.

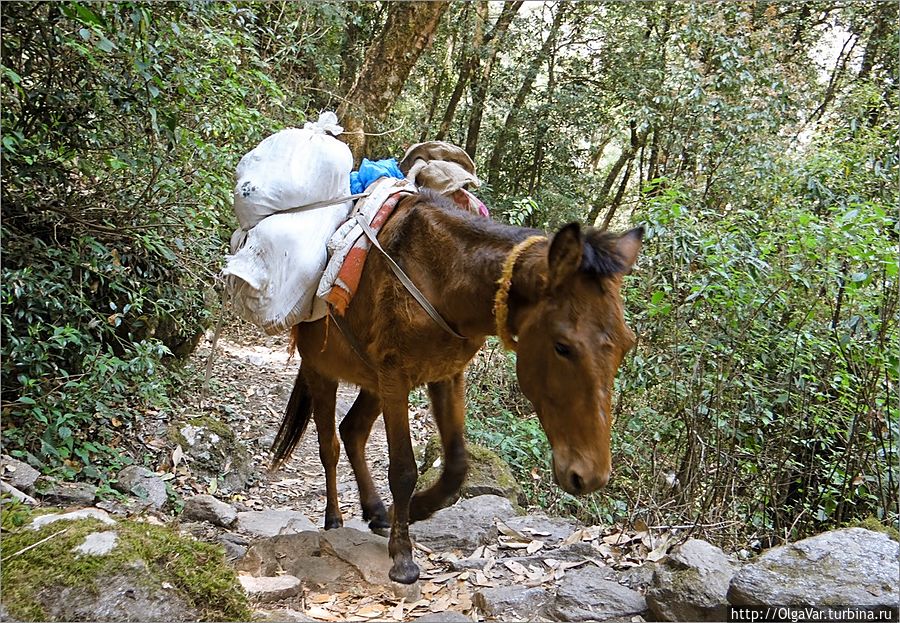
493;235;545;351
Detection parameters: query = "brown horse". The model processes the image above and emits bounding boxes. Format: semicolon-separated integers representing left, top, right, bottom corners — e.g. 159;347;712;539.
271;190;642;584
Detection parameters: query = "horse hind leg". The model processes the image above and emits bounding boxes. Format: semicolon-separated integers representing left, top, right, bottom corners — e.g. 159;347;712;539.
306;371;343;530
339;389;390;534
410;372;468;523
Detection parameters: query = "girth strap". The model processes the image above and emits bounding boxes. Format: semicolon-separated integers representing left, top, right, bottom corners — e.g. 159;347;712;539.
353;212;466;340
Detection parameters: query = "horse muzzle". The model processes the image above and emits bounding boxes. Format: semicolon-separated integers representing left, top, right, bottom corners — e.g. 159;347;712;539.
552;457;610;495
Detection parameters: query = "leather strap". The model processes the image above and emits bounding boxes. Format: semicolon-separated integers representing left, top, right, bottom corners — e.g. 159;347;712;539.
354;211;466;340
329;311;374;369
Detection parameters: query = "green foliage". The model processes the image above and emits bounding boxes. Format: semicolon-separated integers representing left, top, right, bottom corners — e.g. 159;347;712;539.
0;1;313;478
1;516;250;621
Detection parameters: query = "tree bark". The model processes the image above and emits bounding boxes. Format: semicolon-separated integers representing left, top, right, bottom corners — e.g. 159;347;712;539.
485;3;564;187
434;2;485;141
337;1;449;163
462;1;523;156
586;122;644;226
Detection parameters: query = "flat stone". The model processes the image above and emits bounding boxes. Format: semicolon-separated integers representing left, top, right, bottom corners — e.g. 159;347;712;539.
549;565;647;621
37;481;97;506
30;508;116;530
319;527;392;586
414;611;472;622
1;455;40;492
113;466;168;510
183;494;238;527
236;510;317;538
1;481;37;505
239;575;301;603
647;538;738;621
474;585;551;619
72;531;119;556
36;560;199;622
236;533;356;589
728;528;899;612
411;495;517;552
254;608;317;622
503;514;580;546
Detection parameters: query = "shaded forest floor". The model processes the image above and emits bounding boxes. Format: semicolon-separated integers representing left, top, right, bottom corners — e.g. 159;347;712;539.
167;316;436;530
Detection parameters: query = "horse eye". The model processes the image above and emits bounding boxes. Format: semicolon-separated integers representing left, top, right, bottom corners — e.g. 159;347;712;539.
554;342;571;357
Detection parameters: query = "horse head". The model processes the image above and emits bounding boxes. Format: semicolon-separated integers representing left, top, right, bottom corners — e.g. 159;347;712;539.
513;223;642;495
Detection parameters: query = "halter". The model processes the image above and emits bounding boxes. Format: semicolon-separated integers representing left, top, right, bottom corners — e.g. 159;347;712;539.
493;235;546;351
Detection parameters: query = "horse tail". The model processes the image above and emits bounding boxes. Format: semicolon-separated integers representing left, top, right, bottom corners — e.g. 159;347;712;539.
270;367;314;470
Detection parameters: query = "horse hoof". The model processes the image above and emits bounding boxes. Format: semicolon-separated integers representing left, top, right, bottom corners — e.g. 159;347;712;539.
324;516;343;530
368;517;390;537
389;559;420;585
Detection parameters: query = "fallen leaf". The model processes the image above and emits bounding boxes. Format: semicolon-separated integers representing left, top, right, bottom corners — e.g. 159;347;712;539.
503;560;529;576
172;445;184;469
526;539;545;554
391;600;405;620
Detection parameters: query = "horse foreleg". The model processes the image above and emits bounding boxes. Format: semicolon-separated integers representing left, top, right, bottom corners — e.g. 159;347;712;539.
307;372;342;530
410;372;468;523
381;386;420;584
339;389;390;534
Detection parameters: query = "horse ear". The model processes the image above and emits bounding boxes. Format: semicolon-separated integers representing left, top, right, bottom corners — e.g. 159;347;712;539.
548;222;583;289
615;226;643;275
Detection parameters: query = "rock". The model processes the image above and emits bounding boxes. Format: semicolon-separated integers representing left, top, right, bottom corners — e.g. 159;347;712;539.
418;437;525;511
236;532;358;589
236;510;317;537
169;416;256;492
5;515;249;622
728;528;900;613
255;607;317;622
239;575;302;603
72;531;119;556
30;508;116;530
113;466;168;510
36;480;97;506
1;455;40;492
549;565;647;621
415;611;473;622
411;495;517;552
646;538;738;621
474;585;551;619
503;514;580;546
1;481;37;505
219;532;249;561
183;494;238;527
36;561;201;622
319;527;392;586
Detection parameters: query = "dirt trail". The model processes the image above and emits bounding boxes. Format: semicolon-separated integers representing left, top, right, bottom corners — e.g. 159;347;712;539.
170;317;435;524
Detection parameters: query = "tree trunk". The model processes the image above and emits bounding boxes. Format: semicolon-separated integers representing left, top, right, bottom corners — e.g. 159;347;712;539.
586;122;644;226
434;2;485;141
463;1;523;158
485;3;564;187
337;1;449;163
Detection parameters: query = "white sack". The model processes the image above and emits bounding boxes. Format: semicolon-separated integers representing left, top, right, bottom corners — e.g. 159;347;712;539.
223;203;352;333
224;111;354;333
233;112;352;230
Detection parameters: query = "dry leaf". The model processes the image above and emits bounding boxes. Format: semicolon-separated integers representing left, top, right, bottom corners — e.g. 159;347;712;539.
309;594;333;604
431;571;461;584
633;517;649;532
503;560;529;576
306;606;336;621
172;445;184;469
496;520;528;540
430;596;452;613
526;539;545;554
391;600;405;620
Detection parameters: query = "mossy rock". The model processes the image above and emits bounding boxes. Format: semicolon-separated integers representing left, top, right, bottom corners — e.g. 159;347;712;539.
0;512;250;622
168;415;256;492
416;436;525;513
846;516;900;542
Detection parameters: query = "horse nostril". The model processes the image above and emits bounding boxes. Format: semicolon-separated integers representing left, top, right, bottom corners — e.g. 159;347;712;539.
570;471;585;493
